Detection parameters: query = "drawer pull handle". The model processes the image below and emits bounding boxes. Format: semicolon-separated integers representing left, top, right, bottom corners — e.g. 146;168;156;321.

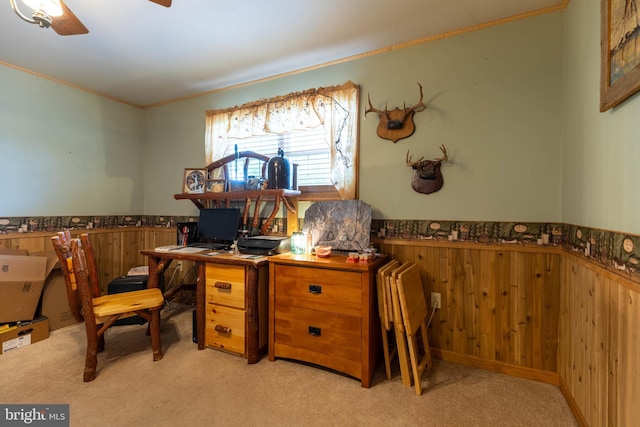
308;326;321;336
215;325;231;334
214;281;232;290
308;284;322;294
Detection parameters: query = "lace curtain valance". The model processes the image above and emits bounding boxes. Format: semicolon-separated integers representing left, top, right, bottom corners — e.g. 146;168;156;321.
204;81;359;200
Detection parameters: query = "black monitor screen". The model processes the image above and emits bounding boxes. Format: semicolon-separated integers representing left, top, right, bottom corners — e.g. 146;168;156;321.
197;208;241;243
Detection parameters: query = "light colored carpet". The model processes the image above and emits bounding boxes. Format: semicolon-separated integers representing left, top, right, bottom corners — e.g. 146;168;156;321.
0;305;577;427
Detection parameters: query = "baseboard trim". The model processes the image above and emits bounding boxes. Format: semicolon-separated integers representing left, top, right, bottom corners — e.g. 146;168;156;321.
558;376;588;427
430;348;560;385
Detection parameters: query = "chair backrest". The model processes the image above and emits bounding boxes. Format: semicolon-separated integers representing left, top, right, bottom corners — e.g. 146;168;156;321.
69;237;107;328
51;232;101;323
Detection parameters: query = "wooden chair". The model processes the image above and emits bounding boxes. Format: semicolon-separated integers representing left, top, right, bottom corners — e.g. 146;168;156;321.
396;263;433;395
376;259;400;380
51;232;164;382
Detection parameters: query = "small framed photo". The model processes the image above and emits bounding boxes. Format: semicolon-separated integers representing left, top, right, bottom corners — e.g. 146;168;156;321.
206;179;226;193
183;168;207;194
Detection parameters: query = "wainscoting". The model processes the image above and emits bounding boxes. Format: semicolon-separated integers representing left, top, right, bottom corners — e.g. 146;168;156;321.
375;238;639;427
2;228;638;425
0;228;180;294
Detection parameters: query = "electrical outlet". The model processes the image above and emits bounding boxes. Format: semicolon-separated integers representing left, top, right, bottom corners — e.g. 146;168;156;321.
177;261;183;272
431;292;441;309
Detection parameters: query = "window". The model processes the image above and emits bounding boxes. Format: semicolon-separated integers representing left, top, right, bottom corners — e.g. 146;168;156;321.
205;81;359;200
227;128;332;186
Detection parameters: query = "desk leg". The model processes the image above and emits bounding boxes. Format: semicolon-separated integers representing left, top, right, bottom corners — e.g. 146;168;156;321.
196;262;206;350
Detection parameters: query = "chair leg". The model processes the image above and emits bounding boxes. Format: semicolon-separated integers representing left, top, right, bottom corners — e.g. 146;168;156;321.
84;331;99;382
150;308;163;361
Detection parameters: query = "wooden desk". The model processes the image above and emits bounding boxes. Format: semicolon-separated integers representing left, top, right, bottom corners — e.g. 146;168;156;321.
268;253;389;387
141;249;268;363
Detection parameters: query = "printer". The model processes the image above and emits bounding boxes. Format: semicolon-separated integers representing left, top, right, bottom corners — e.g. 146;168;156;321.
237;235;290;256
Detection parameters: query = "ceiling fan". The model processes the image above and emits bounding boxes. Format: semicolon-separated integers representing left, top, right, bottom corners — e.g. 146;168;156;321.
9;0;172;35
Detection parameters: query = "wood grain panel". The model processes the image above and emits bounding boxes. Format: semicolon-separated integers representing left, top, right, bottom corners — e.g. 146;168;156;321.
558;252;640;427
377;241;561;372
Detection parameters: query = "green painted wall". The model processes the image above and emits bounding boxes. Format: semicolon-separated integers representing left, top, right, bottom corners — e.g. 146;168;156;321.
0;66;144;216
144;11;565;222
562;0;640;235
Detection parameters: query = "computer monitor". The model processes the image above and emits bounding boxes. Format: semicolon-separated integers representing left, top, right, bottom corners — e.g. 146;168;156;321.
197;208;241;244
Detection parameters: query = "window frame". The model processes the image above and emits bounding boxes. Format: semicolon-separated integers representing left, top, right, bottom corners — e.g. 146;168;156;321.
204;81;359;201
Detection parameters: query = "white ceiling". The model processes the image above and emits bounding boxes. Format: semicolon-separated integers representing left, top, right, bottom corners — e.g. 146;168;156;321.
0;0;565;107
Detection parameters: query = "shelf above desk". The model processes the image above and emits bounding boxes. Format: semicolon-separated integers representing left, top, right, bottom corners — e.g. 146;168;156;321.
174;189;300;235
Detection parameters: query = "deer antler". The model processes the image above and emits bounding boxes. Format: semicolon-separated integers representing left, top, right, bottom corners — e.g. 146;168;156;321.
405;83;426;114
365;93;384;116
436;144;448;162
406;150;424;168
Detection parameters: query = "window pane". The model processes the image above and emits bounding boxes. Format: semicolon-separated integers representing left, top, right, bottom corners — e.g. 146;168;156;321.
229;127;331;186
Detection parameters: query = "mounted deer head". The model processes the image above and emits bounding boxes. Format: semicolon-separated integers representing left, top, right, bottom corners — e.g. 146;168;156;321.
406;145;448;194
365;83;427;143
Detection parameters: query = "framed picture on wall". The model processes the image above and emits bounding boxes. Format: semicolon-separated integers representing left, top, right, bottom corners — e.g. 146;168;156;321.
183;168;207;194
600;0;640;111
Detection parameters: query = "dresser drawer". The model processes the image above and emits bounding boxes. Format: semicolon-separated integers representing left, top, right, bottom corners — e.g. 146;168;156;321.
205;303;246;355
274;304;361;362
206;264;245;309
274;265;361;317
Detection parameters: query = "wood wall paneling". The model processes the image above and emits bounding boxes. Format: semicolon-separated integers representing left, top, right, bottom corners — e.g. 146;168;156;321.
558;254;640;427
378;242;561;373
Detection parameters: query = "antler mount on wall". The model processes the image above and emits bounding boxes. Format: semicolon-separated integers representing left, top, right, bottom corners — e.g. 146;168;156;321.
406;144;449;194
365;82;427;143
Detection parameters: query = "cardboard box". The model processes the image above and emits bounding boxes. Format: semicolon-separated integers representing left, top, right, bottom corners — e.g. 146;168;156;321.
0;251;56;324
40;268;79;330
0;316;49;354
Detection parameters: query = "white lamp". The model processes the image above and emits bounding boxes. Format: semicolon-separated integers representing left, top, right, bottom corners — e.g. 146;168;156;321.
10;0;63;28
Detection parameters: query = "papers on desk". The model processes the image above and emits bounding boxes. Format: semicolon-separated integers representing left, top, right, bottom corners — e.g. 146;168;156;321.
154;245;208;254
154;245;183;252
235;254;264;259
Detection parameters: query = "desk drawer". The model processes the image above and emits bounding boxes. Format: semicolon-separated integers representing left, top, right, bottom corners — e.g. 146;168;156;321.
206;264;245;309
205;303;245;355
274;265;361;317
273;304;361;363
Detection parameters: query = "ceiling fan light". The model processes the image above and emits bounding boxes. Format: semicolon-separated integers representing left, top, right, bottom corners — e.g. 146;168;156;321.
20;0;63;17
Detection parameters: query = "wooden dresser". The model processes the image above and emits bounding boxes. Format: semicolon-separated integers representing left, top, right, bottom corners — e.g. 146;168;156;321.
268;253;388;388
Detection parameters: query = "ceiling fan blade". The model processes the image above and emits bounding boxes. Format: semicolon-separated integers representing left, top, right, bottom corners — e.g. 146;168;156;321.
149;0;172;7
51;1;89;36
